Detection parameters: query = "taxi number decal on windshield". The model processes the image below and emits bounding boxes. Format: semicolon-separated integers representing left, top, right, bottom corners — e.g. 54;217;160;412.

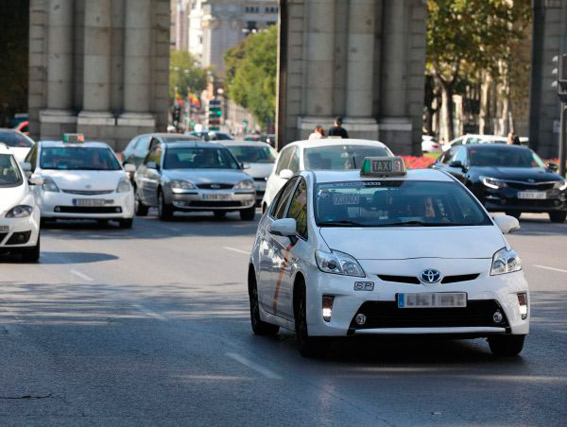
332;193;360;205
272;243;295;314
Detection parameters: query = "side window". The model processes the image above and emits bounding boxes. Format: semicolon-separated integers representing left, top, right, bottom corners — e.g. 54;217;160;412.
129;137;140;150
148;137;160;152
286;178;308;239
454;147;467;164
136;136;151;155
448;148;459;163
439;150;452;164
452;138;463;146
144;145;161;166
271;177;299;219
288;148;300;173
275;147;293;174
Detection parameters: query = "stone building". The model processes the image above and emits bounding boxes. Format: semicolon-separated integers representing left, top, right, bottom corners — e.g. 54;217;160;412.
277;0;428;153
29;0;170;150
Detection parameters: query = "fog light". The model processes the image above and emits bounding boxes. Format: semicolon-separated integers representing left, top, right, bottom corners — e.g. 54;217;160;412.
493;311;503;324
518;292;528;320
322;295;334;322
115;207;121;212
54;207;61;212
355;313;366;326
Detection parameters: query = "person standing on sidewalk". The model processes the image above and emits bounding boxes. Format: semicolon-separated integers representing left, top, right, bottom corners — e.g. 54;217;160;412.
328;117;349;138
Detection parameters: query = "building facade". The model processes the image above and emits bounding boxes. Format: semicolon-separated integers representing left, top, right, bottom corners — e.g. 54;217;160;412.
29;0;170;150
277;0;427;153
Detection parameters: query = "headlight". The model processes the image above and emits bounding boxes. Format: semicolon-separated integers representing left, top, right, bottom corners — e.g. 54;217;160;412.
170;180;195;190
490;247;522;276
315;250;366;278
235;180;255;190
5;205;33;218
554;180;567;191
116;177;132;193
42;177;60;192
481;176;508;189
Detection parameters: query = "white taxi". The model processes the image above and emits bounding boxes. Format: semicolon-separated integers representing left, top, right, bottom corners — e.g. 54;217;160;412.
0;144;41;262
24;135;135;228
248;157;529;357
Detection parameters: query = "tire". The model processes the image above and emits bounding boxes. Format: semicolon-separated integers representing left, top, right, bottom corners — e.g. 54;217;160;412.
135;193;149;217
549;210;567;223
158;190;173;221
294;279;327;358
248;268;279;336
488;335;525;357
21;235;40;263
240;206;256;221
505;210;521;220
118;218;134;229
214;211;227;219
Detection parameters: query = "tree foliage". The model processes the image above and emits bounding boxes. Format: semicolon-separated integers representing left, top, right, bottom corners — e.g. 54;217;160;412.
169;50;208;99
224;26;277;127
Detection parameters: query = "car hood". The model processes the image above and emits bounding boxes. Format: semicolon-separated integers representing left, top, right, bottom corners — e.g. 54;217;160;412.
244;163;275;179
162;169;253;184
0;185;32;215
470;166;562;182
319;226;506;260
42;170;126;191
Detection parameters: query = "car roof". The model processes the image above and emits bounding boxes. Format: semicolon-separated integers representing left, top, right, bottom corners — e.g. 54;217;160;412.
285;139;390;150
136;133;201;140
305;168;454;184
463;143;532;151
0;143;14;154
162;140;230;149
38;140;111;149
220;140;273;148
460;134;507;141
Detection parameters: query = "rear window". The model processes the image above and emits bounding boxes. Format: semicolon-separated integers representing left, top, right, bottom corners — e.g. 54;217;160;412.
0;154;23;187
0;130;33;148
304;145;392;170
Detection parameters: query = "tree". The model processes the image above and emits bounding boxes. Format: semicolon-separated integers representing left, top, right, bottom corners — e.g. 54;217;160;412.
169;50;208;99
224;26;277;128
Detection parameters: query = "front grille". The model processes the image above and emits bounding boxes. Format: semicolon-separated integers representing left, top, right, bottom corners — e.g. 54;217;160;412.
506;181;556;191
188;201;242;208
196;183;234;190
62;189;115;195
351;300;509;330
55;206;122;214
378;275;420;284
441;273;480;284
6;231;31;245
0;233;7;244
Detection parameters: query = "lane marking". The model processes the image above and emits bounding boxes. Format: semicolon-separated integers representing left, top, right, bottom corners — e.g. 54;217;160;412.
70;270;94;282
132;304;168;321
224;246;249;255
534;264;567;274
225;353;282;380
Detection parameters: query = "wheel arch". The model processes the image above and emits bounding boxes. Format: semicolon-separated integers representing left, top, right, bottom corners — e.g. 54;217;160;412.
292;272;306;319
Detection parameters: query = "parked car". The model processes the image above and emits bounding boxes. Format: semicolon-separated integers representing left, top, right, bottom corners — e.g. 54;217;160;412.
422;135;442;153
134;141;256;221
443;134;507;152
221;140;278;205
262;139;394;211
0;128;35;163
432;144;567;222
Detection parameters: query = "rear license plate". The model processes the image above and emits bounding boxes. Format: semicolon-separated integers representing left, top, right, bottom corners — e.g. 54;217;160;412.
73;199;107;207
397;292;467;308
517;191;547;200
0;226;9;233
202;193;232;201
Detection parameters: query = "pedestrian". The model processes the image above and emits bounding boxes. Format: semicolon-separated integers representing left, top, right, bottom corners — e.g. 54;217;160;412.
513;135;521;145
328;117;349;139
308;125;325;140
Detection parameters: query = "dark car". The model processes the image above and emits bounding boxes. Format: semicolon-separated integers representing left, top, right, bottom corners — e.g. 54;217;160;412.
432;144;567;222
188;131;233;141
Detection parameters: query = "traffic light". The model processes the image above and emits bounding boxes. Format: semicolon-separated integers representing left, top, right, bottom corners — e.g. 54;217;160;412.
207;100;222;131
556;54;567;102
173;106;181;123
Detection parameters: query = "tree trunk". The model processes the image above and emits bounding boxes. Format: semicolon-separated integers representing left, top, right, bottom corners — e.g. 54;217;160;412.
439;81;454;143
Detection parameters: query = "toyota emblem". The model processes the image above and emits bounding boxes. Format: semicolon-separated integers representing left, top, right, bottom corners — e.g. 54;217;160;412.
420;269;442;284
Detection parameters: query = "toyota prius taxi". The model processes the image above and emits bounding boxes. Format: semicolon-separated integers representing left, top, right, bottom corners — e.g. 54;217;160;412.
248;157;529;357
24;135;135;228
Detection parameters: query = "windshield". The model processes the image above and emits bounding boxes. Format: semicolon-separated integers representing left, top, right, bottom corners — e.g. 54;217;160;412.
315;181;492;227
0;154;23;187
0;130;33;148
40;146;121;171
164;147;240;170
227;145;277;164
468;147;546;168
304;145;392;170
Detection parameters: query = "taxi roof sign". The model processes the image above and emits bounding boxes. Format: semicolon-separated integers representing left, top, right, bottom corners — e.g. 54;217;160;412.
63;133;85;143
361;156;407;177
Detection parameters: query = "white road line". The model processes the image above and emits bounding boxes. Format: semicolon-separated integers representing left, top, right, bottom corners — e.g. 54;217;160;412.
132;304;168;321
534;265;567;274
223;247;249;255
225;352;282;380
70;270;94;282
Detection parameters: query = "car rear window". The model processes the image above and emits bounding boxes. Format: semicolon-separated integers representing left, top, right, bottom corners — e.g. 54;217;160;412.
0;130;33;148
304;145;392;170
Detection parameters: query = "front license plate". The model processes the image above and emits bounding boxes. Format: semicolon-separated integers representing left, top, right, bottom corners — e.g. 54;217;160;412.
0;225;9;233
73;199;107;207
397;292;467;308
202;193;232;201
517;191;547;200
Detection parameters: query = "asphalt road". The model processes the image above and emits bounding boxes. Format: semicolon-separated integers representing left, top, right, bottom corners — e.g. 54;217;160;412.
0;211;565;426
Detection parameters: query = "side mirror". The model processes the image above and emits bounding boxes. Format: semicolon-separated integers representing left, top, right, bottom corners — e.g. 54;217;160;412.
268;218;297;237
493;215;520;234
29;174;44;186
124;163;136;173
279;169;294;180
546;162;559;173
241;162;251;170
448;160;465;170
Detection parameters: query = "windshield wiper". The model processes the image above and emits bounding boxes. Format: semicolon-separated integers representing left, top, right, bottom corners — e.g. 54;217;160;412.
318;220;366;227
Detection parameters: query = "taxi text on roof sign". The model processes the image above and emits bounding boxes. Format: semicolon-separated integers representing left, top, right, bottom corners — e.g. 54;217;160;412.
62;133;85;143
360;156;407;177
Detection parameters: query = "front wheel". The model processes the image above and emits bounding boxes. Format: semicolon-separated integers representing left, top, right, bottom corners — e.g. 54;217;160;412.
240;206;256;221
488;335;525;357
158;190;173;221
249;269;279;336
135;193;149;216
549;210;566;223
294;280;327;358
21;235;40;263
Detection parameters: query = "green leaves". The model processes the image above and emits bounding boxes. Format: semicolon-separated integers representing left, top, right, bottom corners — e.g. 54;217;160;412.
169;50;208;99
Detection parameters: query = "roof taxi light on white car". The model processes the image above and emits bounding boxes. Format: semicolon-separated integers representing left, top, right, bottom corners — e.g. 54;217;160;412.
248;157;529;357
0;145;41;262
24;134;136;228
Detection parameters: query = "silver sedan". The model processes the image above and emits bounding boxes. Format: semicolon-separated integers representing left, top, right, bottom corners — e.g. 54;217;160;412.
134;141;256;221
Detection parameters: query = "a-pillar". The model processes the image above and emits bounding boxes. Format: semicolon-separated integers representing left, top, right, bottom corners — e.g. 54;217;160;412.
345;0;379;139
117;0;155;150
40;0;77;139
77;0;116;143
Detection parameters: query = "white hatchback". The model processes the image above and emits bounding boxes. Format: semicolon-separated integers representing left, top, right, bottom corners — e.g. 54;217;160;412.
248;157;529;357
0;144;41;262
261;139;393;212
24;138;135;228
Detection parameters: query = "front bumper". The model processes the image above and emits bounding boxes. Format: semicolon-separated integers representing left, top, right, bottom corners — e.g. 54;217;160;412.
304;259;529;337
481;186;566;213
38;191;135;219
0;211;40;250
169;189;256;211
